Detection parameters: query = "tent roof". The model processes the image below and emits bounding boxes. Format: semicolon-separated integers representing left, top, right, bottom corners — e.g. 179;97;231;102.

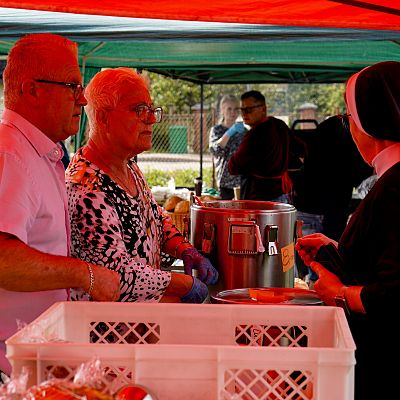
0;4;399;83
1;0;399;30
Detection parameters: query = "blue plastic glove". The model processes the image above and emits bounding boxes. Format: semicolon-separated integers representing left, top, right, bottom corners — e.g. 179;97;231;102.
181;277;209;303
225;122;246;138
181;247;219;285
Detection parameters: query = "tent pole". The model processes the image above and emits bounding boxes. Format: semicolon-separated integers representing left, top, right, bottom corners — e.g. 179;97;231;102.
199;83;204;180
75;58;87;152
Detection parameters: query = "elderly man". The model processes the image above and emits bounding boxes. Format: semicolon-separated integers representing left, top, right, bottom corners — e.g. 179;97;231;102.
0;33;120;378
228;90;292;202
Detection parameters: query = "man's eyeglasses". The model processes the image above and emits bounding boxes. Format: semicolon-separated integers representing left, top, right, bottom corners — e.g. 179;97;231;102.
134;104;163;123
338;113;351;133
240;104;263;115
35;79;84;100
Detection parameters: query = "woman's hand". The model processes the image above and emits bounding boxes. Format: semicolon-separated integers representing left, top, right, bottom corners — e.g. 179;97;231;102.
225;122;246;138
181;248;218;285
295;233;337;266
309;261;346;306
161;272;208;304
90;264;121;301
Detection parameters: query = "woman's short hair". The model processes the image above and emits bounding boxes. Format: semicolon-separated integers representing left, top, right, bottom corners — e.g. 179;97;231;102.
84;67;148;127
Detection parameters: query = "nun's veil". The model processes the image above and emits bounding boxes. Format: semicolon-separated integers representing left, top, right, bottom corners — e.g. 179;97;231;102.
345;61;400;142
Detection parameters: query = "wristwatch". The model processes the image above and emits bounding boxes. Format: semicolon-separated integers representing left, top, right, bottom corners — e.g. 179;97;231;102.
334;287;351;316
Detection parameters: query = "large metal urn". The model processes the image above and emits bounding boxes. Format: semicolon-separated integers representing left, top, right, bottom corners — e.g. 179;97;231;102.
190;200;297;293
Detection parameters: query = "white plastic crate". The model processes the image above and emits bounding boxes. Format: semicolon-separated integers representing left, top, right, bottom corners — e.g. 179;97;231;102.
6;302;355;400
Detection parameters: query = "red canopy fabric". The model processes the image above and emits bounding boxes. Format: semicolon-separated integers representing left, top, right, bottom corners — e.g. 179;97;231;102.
0;0;399;30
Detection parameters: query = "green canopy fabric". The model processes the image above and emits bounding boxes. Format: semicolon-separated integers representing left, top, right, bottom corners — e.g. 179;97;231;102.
76;39;400;84
0;4;398;168
1;0;399;30
0;7;399;84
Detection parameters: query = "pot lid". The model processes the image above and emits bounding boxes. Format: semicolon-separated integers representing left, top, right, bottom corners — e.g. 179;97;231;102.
211;287;322;305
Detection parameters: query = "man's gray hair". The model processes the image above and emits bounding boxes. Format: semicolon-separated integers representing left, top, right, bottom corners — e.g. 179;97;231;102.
3;33;78;108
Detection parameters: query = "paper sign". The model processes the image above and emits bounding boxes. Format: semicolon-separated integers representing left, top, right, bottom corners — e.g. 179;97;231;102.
281;242;295;272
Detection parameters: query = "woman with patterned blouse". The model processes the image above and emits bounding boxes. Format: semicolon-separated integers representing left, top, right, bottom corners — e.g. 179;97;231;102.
209;94;247;200
66;67;218;303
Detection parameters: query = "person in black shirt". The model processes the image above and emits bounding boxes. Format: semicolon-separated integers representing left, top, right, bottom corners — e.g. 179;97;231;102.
228;90;291;202
58;140;70;169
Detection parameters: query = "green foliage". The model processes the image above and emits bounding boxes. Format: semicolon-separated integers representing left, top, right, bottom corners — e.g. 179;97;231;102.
143;166;214;189
143;168;170;187
286;83;346;121
148;73;216;113
147;72;346;123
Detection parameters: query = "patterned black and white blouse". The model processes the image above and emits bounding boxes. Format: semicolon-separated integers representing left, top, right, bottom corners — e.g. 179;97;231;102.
209;124;245;189
66;149;181;302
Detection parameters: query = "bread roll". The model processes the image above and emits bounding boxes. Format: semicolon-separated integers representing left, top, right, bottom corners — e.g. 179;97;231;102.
24;382;113;400
164;195;183;211
174;200;190;213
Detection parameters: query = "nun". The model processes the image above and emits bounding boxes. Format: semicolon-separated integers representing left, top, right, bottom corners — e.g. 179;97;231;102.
295;61;400;400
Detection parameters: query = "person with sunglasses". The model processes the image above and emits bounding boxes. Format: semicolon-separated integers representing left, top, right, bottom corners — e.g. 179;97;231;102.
0;33;121;380
66;67;218;304
228;90;292;202
295;61;400;400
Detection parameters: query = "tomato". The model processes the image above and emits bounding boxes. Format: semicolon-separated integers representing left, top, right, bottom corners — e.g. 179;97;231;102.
115;385;150;400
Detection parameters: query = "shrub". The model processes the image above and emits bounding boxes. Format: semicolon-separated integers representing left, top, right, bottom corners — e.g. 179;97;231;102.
143;167;213;189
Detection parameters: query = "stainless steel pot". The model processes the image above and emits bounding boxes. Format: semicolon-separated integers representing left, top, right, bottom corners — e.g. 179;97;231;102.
190;200;297;292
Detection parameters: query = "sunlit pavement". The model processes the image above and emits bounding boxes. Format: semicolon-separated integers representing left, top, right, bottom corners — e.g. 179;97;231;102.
137;152;212;171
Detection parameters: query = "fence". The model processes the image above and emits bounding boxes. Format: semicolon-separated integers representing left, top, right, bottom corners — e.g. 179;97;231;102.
64;110;217;189
147;111;215;154
136;110;217;188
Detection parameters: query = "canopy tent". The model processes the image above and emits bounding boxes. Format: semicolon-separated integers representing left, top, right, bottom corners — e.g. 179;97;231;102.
0;5;399;84
1;0;399;30
0;2;398;175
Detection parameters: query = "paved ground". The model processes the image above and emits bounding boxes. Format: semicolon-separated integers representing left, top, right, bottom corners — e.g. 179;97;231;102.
137;152;212;171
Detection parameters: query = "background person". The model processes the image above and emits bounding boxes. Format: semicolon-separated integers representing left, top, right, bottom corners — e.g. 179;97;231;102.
228;90;292;203
292;115;372;282
295;61;400;400
209;94;246;200
293;115;372;242
0;33;120;379
66;67;218;304
59;140;71;169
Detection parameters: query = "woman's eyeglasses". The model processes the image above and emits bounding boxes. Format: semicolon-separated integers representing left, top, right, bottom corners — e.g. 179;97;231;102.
35;79;85;100
338;113;351;133
134;104;163;123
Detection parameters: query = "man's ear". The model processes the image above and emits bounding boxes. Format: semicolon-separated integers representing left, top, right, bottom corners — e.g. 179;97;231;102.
21;79;39;98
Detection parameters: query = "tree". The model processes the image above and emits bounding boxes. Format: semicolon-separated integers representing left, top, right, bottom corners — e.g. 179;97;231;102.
147;72;346;123
286;83;346;122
